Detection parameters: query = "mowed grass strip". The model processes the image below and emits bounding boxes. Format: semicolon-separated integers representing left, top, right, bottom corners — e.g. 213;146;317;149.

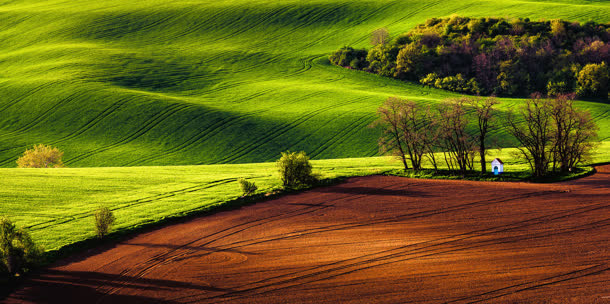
1;143;608;253
0;0;608;167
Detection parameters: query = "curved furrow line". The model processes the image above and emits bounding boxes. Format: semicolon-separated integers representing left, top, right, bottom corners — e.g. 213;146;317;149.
453;265;609;304
0;87;86;142
25;177;239;232
64;103;191;164
308;113;374;159
47;97;134;146
96;202;333;300
234;221;610;304
216;97;367;164
170;6;275;43
242;3;356;54
385;0;444;29
195;203;609;302
189;191;566;258
64;103;191;165
0;82;55;115
212;98;366;164
279;55;317;79
0;94;133;165
128;10;184;36
0;90;90;167
125;90;325;166
301;2;397;49
183;196;610;300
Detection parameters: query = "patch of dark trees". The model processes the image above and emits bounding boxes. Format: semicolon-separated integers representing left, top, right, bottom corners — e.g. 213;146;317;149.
330;17;609;99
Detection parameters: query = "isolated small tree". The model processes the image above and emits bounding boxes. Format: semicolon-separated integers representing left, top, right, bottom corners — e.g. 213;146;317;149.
506;94;554;177
467;96;500;173
276;151;316;188
238;178;258;196
371;27;389;46
94;207;115;239
0;217;43;276
16;144;64;168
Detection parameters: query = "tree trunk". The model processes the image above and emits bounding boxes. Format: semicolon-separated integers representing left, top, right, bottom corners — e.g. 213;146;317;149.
479;141;486;173
7;252;20;275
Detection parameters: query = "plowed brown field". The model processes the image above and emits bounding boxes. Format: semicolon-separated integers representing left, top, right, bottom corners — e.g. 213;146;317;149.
5;166;610;303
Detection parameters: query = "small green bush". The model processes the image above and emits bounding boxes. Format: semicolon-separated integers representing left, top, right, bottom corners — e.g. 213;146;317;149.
276;151;317;188
94;207;116;239
0;217;44;277
238;178;258;196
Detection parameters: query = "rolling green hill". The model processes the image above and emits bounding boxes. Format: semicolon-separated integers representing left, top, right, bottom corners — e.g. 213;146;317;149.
0;0;609;167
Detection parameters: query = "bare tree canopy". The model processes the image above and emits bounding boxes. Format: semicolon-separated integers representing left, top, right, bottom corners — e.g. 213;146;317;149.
467;96;500;173
370;27;389;46
372;97;435;171
437;99;476;175
507;93;598;177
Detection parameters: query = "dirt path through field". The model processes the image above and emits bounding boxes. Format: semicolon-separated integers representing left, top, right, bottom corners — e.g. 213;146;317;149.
5;166;610;303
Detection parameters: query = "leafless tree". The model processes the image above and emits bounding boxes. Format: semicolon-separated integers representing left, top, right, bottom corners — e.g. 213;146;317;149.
371;27;389;46
372;97;434;171
549;94;598;172
506;93;554;177
507;93;598;177
437;99;476;175
467;96;500;173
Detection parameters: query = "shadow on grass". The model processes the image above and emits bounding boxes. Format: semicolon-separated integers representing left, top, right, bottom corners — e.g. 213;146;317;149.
0;175;351;300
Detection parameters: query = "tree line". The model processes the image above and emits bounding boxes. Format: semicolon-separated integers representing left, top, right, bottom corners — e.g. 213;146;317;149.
372;94;598;177
330;17;609;99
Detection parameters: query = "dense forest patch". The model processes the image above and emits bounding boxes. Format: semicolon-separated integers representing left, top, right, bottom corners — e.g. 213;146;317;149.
330;17;609;98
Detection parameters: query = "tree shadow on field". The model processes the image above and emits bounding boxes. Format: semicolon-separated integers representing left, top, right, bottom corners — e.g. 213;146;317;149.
316;185;431;197
5;269;233;304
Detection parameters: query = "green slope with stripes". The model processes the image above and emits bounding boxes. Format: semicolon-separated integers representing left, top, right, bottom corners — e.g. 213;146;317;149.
0;0;608;167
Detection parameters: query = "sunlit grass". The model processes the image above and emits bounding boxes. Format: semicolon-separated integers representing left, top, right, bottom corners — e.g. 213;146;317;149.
0;0;608;167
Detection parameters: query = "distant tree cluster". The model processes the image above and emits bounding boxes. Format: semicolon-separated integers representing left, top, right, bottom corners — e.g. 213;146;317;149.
330;17;609;99
373;94;597;177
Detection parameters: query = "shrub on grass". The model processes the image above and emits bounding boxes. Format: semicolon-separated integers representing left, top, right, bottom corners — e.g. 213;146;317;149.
94;207;115;239
238;178;257;196
0;217;44;277
16;144;64;168
276;151;317;188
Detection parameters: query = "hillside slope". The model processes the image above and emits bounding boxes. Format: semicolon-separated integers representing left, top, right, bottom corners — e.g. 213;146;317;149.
0;0;608;167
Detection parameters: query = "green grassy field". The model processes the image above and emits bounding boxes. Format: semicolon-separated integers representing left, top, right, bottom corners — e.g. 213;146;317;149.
2;142;608;252
0;0;608;167
0;157;397;251
0;0;609;256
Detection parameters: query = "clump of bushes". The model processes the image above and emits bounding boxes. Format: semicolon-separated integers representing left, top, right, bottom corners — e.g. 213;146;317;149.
331;17;610;99
238;178;258;196
94;207;115;239
16;144;65;168
276;151;317;188
329;46;368;69
0;217;44;279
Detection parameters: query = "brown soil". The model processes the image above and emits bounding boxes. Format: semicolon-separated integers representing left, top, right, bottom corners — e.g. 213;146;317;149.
4;166;610;303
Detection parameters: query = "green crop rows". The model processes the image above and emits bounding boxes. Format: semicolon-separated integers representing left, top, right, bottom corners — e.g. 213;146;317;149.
0;0;608;167
0;0;608;253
